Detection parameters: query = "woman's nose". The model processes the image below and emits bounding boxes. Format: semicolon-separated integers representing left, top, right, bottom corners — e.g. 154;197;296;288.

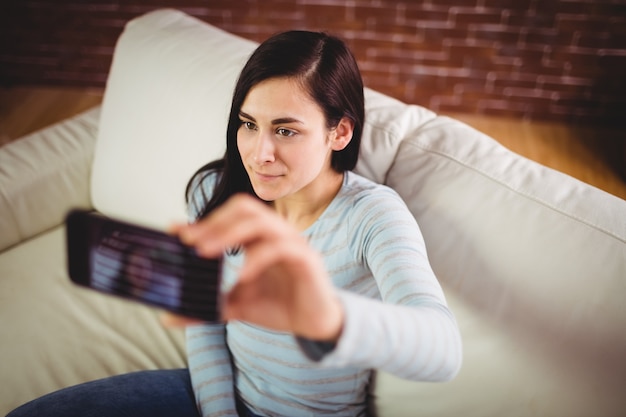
253;133;275;164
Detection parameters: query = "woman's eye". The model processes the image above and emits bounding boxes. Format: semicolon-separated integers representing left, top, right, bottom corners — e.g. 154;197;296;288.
241;120;256;130
276;128;296;137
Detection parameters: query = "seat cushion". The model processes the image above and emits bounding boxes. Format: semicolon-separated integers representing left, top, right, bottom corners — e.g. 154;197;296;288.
0;226;186;414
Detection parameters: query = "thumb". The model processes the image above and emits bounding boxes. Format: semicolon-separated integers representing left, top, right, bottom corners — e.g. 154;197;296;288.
160;312;204;327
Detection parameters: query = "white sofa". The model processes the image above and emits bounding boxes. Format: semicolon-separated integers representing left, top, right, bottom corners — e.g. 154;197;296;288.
1;9;625;417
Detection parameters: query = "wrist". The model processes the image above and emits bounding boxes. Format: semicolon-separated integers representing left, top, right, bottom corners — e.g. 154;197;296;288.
316;295;344;343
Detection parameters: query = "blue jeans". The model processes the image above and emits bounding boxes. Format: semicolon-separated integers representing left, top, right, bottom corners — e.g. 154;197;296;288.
7;368;262;417
6;368;267;417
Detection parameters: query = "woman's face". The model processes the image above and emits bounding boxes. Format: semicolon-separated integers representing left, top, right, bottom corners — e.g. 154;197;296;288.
237;77;345;203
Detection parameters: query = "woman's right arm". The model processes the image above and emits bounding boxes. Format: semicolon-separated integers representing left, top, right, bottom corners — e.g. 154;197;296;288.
184;170;237;416
186;324;237;416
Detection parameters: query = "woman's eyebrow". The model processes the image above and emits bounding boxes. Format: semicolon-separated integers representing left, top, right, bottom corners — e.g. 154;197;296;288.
239;111;256;121
239;111;303;125
271;117;304;125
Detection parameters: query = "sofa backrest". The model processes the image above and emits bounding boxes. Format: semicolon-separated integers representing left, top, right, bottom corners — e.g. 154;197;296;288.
90;9;626;416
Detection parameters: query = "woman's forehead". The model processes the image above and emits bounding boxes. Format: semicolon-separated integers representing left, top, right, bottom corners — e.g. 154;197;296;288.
241;77;325;124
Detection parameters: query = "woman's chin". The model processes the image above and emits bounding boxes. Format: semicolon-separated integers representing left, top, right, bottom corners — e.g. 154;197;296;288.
251;186;282;202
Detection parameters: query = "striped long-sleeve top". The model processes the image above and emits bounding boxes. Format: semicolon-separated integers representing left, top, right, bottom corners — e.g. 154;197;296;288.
186;170;462;417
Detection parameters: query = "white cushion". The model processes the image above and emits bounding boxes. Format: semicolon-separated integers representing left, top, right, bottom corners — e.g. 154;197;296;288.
0;226;185;412
356;89;436;183
91;9;256;229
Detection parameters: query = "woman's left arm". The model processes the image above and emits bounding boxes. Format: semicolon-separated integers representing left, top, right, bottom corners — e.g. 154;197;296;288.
304;191;463;382
312;289;463;382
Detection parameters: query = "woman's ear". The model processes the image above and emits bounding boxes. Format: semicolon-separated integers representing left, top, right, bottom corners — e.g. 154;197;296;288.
330;117;355;151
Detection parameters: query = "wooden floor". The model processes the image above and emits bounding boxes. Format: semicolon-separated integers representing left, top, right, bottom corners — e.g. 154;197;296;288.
1;85;625;200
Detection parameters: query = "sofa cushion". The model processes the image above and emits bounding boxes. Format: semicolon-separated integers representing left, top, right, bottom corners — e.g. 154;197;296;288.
355;89;436;184
0;108;100;251
0;226;185;412
91;9;256;228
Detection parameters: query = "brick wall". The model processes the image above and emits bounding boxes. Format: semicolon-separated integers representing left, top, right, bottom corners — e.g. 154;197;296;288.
1;0;625;126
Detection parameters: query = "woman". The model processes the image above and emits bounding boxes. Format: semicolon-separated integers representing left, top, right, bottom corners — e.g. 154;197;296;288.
175;30;462;416
7;30;461;417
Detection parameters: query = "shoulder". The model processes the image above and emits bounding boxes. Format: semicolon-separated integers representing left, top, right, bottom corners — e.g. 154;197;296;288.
333;172;418;242
187;169;222;221
188;169;220;197
342;171;408;213
339;173;425;265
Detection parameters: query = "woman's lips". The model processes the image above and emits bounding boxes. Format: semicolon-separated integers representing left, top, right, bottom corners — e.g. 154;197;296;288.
254;171;282;181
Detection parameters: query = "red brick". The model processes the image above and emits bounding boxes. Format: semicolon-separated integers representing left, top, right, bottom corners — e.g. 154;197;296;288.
402;6;450;23
473;25;521;44
452;9;503;26
353;5;399;22
422;26;473;42
556;15;615;33
505;11;556;28
483;0;532;10
425;0;480;7
523;29;572;47
596;53;626;76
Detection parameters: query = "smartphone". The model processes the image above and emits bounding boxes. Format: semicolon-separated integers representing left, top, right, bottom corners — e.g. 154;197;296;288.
66;209;222;322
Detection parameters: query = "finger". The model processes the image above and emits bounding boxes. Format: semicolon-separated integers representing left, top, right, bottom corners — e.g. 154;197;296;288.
160;312;204;327
180;215;260;258
237;235;312;283
180;195;286;256
176;195;258;245
167;222;186;235
221;279;291;331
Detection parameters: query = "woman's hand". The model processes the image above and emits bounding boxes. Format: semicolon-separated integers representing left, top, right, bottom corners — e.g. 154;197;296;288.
170;194;344;342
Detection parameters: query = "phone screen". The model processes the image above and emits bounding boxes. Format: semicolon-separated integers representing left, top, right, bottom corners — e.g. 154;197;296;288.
66;209;222;322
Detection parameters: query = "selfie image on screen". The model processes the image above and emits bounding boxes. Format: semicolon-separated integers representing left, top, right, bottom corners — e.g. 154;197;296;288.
72;214;222;321
90;231;184;310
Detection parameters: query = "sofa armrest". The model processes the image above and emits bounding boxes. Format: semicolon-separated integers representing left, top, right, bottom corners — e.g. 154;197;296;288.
0;106;100;251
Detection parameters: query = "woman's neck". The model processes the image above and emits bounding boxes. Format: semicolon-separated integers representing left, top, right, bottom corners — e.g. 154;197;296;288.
272;171;344;231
